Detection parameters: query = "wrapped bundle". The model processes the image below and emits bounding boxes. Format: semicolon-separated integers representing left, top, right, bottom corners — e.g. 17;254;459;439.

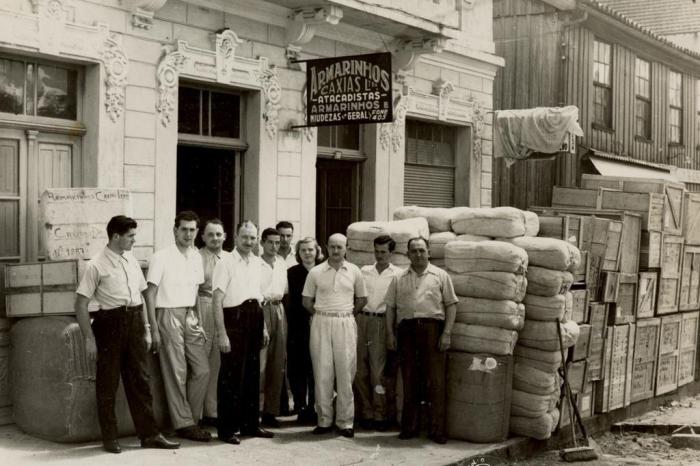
431;258;446;269
451;323;518;355
526;266;574;297
510;409;559;440
429;231;458;259
513;362;558;396
523;292;572;322
445;241;528;274
451;207;527;238
450;272;527;301
393;205;451;232
455;297;525;331
346;250;411;268
514;345;562;372
523;211;540;237
518;320;580;352
347;217;429;254
456;234;492;242
507;237;581;272
510;389;558;418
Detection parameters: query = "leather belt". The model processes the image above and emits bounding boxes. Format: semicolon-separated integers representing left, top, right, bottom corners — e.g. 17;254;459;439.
358;310;385;317
315;310;353;318
101;304;143;313
263;299;282;306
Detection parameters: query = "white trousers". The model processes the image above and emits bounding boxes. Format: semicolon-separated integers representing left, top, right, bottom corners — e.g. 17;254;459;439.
310;311;357;429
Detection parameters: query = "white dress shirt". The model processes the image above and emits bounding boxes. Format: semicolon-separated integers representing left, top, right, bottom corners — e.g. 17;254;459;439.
361;263;402;314
147;244;204;308
212;248;264;308
261;255;288;302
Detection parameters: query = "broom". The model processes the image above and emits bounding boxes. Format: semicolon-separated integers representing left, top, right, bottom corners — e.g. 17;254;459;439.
557;318;598;462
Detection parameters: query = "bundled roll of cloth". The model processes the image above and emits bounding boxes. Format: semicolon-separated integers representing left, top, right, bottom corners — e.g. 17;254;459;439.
514;345;562;372
444;241;528;274
526;266;574;297
510;408;560;440
518;319;580;352
393;205;452;233
455;297;525;331
450;207;528;238
523;292;573;321
449;271;527;301
506;236;581;272
429;231;457;259
523;211;540;237
450;323;518;355
347;217;429;254
513;362;559;396
345;249;410;268
510;388;558;418
456;233;492;242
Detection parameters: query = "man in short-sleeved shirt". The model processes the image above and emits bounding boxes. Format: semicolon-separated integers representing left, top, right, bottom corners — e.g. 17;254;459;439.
385;237;457;444
75;215;178;453
302;233;367;437
145;211;210;442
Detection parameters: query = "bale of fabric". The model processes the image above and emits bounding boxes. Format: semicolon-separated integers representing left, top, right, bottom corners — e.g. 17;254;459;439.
523;293;573;321
393;205;452;233
524;211;540;237
526;266;574;297
507;236;580;272
347;217;429;254
518;320;580;352
513;362;559;396
346;249;410;268
510;388;558;418
451;207;527;238
432;258;446;269
450;271;528;301
445;241;528;274
429;231;458;259
514;345;562;372
510;408;559;440
455;297;525;331
451;323;518;355
456;233;493;242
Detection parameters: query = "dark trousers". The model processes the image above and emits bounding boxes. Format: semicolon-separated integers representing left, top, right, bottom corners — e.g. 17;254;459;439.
398;318;446;437
218;300;264;438
287;319;315;412
92;306;159;441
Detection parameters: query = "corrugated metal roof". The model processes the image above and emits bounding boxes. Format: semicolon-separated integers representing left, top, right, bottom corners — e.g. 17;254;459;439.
597;0;700;35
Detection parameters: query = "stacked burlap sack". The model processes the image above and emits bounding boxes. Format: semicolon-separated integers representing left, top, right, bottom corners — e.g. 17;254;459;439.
502;236;582;440
345;217;429;268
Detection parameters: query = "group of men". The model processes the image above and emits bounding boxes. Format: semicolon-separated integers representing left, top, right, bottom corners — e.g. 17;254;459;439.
75;211;458;454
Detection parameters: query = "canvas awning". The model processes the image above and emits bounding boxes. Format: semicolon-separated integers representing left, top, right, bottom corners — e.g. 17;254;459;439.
587;150;679;182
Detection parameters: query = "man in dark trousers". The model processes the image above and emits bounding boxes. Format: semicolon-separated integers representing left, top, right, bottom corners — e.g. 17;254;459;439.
385;237;458;444
75;215;179;454
212;220;273;444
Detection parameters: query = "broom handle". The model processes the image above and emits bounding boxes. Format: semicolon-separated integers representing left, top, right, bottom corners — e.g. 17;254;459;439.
557;318;592;443
557;318;578;448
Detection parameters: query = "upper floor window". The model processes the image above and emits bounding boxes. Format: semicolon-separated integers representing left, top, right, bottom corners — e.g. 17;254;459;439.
696;80;700;148
178;86;241;139
317;125;361;153
669;71;683;144
635;58;651;140
593;40;613;129
0;57;78;120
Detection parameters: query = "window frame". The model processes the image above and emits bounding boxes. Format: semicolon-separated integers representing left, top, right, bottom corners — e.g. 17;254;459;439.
669;70;683;145
593;39;613;130
317;125;365;160
695;79;700;149
634;58;652;141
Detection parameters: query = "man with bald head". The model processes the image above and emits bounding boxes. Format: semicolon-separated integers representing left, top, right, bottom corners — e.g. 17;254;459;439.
303;233;367;437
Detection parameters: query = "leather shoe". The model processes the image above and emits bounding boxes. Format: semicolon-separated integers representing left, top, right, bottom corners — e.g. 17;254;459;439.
102;439;121;454
200;416;218;428
359;419;374;430
176;425;211;442
220;434;240;445
429;434;447;444
261;413;281;428
242;427;274;438
338;428;354;438
398;431;417;440
312;425;334;435
141;433;180;449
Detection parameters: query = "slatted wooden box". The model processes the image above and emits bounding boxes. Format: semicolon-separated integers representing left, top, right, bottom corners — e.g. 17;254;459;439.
656;314;682;395
610;273;637;325
595;323;635;413
683;192;700;245
4;260;80;317
582;175;684;235
679;245;700;312
570;324;592;361
637;272;658;319
630;318;661;403
536;214;590;250
657;235;684;315
599;271;619;303
587;303;609;381
578;383;595;419
679;311;699;386
571;288;589;323
640;230;663;269
572;251;590;284
551;186;614;210
568;359;588;394
599;191;665;232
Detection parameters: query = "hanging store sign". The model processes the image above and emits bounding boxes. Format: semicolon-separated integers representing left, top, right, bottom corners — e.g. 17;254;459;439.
306;52;393;126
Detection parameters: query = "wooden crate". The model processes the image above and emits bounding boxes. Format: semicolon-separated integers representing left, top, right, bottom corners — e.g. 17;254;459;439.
631;318;661;403
679;311;699;386
600;191;665;232
640;230;663;269
4;260;80;317
599;271;619;303
588;303;609;381
582;175;685;234
588;218;623;272
568;359;588;394
570;324;592;361
571;288;589;323
683;192;700;244
595;324;635;412
637;272;658;319
656;314;682;395
537;214;590;249
551;186;610;209
679;244;700;312
657;235;684;315
572;251;590;284
578;384;595;419
610;273;637;325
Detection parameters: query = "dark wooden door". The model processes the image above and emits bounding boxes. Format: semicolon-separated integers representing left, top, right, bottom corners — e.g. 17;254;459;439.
315;158;360;249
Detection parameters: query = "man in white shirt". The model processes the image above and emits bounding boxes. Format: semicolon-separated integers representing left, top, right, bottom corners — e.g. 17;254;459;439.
259;228;288;428
303;233;367;438
355;235;401;432
212;220;273;445
198;219;231;427
145;211;210;442
276;220;297;269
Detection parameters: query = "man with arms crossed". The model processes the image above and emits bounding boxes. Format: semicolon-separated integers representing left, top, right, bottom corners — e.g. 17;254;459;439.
303;233;367;438
75;215;179;453
385;237;458;444
198;219;230;427
213;221;273;444
146;211;210;442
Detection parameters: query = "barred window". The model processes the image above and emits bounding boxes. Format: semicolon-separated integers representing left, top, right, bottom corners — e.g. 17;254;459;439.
593;40;612;128
635;58;651;140
669;71;683;144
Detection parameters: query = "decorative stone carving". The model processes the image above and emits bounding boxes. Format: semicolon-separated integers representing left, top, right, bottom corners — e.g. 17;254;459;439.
121;0;168;30
155;29;282;138
432;79;455;121
392;37;446;73
100;36;129;122
380;92;408;153
300;87;316;143
468;95;486;161
286;6;342;66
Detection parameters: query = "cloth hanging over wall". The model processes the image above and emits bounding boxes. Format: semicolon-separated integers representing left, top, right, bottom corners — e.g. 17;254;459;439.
494;106;584;167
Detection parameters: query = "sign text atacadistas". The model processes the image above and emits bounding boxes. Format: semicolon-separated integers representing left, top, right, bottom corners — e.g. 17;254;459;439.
306;52;392;126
